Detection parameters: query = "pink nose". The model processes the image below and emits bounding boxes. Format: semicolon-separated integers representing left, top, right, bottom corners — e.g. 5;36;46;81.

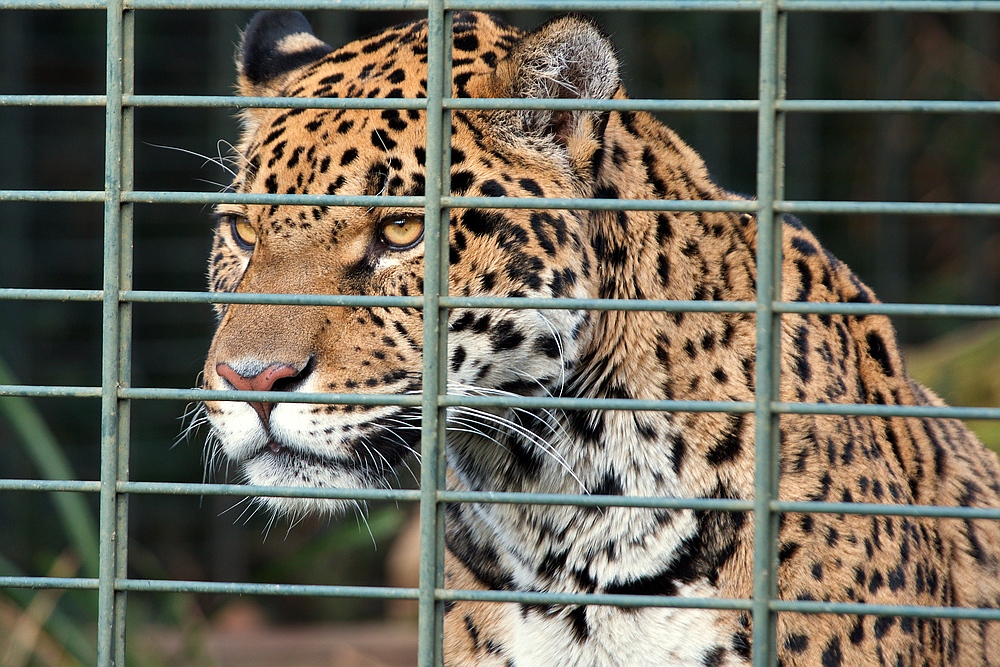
216;362;302;425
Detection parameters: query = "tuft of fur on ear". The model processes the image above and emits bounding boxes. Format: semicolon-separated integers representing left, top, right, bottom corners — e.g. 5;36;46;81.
238;11;332;97
491;13;620;145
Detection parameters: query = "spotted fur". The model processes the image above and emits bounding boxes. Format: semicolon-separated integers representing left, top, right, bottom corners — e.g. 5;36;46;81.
201;11;1000;666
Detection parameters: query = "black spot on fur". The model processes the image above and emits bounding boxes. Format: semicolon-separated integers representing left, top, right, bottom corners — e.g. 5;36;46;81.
785;634;808;653
821;637;843;667
490;320;524;352
567;606;589;642
865;331;895;376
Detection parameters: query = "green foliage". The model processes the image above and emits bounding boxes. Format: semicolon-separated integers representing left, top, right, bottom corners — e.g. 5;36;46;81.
0;357;98;665
905;322;1000;454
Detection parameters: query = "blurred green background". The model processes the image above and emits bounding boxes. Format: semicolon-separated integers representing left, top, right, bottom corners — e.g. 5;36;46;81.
0;8;998;666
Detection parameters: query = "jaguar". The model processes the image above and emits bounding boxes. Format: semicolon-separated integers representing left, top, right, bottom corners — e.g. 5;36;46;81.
200;10;1000;665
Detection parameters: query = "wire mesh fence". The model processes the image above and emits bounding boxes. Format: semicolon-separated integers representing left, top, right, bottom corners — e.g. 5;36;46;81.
1;2;999;667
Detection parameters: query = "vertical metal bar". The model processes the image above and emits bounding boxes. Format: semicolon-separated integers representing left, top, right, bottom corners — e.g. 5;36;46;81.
97;0;125;662
113;8;135;667
433;11;454;660
752;1;783;666
419;2;448;665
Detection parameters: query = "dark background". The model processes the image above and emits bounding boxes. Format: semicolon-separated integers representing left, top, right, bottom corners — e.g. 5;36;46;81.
0;8;998;664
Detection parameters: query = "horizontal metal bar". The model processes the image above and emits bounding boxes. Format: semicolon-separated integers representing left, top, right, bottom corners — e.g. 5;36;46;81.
119;578;419;599
775;301;1000;319
441;195;757;212
6;0;996;10
124;191;425;207
0;384;101;399
779;99;1000;114
0;190;104;203
778;200;1000;217
773;500;1000;521
118;481;421;502
778;0;1000;11
769;599;1000;622
122;290;424;308
444;98;758;112
120;386;423;406
438;296;756;312
4;189;994;218
437;587;754;609
0;95;105;107
448;0;762;9
0;0;104;7
439;394;757;413
6;95;996;115
439;490;754;511
126;94;427;110
0;577;99;590
3;573;997;621
775;401;1000;420
439;589;1000;620
453;0;1000;9
127;0;426;8
0;288;993;321
0;287;993;321
0;479;101;493
1;381;995;419
0;288;103;302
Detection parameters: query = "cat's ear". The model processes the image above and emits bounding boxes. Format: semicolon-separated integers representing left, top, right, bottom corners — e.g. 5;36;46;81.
487;13;620;145
238;11;332;98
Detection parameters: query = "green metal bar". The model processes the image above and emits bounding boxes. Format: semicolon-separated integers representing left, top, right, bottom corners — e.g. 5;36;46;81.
0;190;105;202
8;287;1000;320
121;387;422;405
778;99;1000;114
127;0;427;7
116;579;420;598
7;574;1000;623
0;289;104;302
116;481;422;501
435;588;754;610
768;600;1000;622
5;0;1000;10
418;2;448;665
5;381;1000;420
0;577;100;590
752;0;781;664
112;10;135;665
777;200;1000;216
0;479;101;492
447;0;763;7
97;0;125;661
774;301;1000;318
772;402;1000;420
778;0;1000;10
0;0;104;7
128;94;427;109
0;95;106;106
0;385;102;398
8;187;1000;217
9;94;1000;116
120;290;424;308
772;500;1000;520
433;10;455;661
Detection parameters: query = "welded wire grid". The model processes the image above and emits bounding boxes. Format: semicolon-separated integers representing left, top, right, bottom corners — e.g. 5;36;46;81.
2;1;1000;666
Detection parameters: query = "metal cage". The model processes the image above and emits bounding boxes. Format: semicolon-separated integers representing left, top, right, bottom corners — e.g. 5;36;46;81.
2;1;1000;666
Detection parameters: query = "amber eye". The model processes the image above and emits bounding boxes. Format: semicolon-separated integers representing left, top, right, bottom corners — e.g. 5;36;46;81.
380;215;424;250
229;215;257;250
